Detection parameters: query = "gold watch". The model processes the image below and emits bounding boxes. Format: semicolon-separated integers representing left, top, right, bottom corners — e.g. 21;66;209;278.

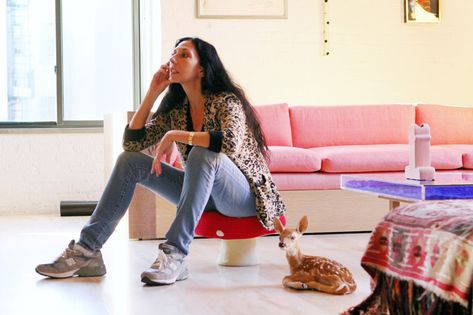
188;132;195;146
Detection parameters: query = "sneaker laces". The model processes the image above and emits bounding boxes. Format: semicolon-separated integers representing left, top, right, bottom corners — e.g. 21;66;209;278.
151;250;169;270
54;241;78;262
60;248;75;259
56;241;89;263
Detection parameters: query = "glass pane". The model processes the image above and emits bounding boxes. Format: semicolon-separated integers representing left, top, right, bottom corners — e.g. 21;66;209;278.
139;0;162;102
62;0;133;121
0;0;57;123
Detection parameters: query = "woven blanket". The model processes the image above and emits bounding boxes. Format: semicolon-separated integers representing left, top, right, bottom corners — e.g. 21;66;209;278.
348;200;473;314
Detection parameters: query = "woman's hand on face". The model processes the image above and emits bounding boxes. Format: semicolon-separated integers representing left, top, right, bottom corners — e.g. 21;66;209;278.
150;132;175;176
148;63;171;97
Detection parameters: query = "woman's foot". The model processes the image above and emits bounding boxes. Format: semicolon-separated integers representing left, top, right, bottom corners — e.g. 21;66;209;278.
141;243;188;285
36;240;106;278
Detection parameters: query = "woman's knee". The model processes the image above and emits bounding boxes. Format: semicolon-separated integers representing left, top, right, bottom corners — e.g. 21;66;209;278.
115;151;149;168
187;147;223;168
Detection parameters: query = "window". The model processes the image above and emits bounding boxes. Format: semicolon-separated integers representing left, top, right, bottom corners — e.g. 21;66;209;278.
62;0;133;122
1;0;56;124
0;0;134;128
138;0;162;101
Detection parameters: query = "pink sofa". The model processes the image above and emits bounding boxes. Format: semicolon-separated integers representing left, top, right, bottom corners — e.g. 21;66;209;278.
113;104;473;239
253;103;473;232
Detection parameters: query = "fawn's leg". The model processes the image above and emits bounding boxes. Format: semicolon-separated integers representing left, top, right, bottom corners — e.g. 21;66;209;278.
305;281;350;295
282;275;309;290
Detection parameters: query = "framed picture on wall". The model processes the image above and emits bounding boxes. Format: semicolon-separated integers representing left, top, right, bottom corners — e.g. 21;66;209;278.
404;0;440;23
196;0;287;19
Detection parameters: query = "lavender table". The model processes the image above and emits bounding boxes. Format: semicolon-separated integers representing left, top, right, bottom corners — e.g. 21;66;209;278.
341;172;473;210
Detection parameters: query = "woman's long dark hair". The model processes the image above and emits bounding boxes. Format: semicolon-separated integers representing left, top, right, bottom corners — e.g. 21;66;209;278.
157;37;268;159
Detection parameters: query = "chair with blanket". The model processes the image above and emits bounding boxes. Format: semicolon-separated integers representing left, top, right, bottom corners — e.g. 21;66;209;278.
346;199;473;314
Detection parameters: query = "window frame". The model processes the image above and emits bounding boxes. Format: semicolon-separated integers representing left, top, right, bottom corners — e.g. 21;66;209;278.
0;0;140;129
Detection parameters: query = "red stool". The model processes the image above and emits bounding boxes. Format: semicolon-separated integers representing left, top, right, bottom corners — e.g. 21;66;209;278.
195;211;286;266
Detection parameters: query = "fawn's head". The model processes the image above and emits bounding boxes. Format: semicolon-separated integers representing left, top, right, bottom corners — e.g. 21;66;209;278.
273;216;308;255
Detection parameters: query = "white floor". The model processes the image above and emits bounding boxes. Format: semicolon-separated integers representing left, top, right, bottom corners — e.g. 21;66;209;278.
0;215;372;315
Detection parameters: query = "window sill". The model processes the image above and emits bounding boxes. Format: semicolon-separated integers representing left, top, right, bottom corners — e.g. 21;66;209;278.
0;127;103;134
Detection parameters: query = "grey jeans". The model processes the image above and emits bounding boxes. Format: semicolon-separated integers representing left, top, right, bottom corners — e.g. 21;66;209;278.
78;147;257;255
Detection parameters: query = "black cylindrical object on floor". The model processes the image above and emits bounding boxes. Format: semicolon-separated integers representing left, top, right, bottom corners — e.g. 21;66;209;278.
60;201;97;216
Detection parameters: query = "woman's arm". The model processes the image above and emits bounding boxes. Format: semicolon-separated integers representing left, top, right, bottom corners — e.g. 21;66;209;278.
129;64;170;129
165;130;210;148
149;130;210;175
122;113;171;152
123;65;172;152
216;94;246;155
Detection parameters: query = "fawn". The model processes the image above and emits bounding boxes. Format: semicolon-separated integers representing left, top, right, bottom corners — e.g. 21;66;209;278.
274;216;356;295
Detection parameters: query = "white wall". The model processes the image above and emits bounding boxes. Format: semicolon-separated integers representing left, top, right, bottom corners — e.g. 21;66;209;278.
0;132;104;215
160;0;473;106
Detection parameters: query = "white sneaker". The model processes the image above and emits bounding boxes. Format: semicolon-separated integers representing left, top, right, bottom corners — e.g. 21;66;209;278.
141;243;189;285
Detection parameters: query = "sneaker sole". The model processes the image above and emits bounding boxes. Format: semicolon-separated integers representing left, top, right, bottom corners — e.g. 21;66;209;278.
141;270;189;286
141;276;174;286
35;265;106;279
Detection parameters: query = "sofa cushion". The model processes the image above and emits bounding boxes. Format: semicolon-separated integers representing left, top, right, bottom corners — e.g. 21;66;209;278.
267;146;321;173
290;104;415;148
440;145;473;169
254;103;292;146
416;104;473;145
310;144;463;173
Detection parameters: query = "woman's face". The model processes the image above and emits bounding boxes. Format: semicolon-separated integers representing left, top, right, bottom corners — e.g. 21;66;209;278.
168;40;203;84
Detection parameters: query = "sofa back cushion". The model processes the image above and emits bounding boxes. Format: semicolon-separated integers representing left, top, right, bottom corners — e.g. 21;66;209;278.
254;103;292;146
416;104;473;145
289;105;416;148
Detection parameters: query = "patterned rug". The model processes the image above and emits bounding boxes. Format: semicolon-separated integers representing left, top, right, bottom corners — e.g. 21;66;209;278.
346;200;473;314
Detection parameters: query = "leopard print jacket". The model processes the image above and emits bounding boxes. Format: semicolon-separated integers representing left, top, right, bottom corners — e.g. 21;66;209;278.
122;92;286;230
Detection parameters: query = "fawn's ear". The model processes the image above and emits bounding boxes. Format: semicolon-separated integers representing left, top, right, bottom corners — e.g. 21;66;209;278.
273;217;284;234
298;216;308;234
